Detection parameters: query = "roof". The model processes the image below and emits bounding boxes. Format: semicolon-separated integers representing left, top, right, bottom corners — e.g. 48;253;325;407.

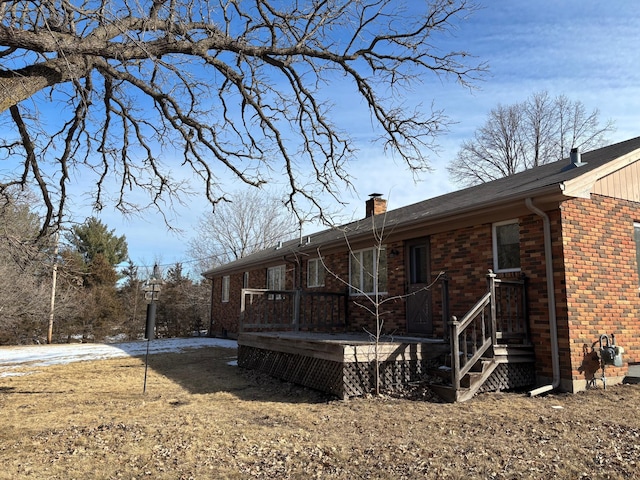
204;136;640;277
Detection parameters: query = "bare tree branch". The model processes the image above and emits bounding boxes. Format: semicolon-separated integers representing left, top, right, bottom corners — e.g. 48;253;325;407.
187;188;298;272
1;0;484;232
448;90;616;186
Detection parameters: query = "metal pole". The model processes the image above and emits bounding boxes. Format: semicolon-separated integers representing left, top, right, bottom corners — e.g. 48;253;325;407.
141;265;162;393
143;288;157;394
143;334;151;394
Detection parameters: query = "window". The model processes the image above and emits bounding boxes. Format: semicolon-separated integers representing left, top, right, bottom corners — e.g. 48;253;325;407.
349;247;387;295
634;223;640;287
409;243;429;284
307;258;326;287
221;276;230;303
267;265;286;290
493;220;521;272
243;271;249;289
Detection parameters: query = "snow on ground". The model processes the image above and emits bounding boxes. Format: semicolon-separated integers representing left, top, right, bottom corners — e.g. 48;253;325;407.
0;337;237;377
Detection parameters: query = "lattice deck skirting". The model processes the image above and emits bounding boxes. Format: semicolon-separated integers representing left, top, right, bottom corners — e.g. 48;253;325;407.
238;344;438;398
239;344;345;396
238;344;534;399
479;363;536;393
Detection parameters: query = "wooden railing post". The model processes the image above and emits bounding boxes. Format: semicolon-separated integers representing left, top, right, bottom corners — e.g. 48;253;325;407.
239;288;247;333
441;274;450;341
487;270;497;346
293;289;301;331
450;315;461;391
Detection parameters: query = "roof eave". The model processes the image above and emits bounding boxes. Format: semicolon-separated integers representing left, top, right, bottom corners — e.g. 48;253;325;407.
204;184;568;278
561;147;640;198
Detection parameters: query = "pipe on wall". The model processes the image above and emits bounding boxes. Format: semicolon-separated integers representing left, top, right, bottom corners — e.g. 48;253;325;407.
525;198;561;396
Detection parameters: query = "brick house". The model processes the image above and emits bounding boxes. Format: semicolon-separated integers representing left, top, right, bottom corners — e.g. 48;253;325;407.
204;137;640;396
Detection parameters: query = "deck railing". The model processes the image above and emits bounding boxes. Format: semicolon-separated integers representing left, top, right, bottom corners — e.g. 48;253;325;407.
239;288;348;332
450;291;493;391
449;271;527;390
493;274;529;343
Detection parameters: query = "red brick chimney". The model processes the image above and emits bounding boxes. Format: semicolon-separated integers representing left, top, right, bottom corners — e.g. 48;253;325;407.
365;193;387;217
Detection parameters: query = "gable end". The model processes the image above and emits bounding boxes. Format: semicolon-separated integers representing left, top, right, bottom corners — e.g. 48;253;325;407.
593;160;640;202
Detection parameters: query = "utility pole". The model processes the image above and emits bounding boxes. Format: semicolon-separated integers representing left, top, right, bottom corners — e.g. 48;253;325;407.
47;230;59;344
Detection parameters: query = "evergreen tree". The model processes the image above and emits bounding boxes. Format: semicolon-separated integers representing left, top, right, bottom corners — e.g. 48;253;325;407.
67;217;128;267
62;218;129;341
118;260;146;340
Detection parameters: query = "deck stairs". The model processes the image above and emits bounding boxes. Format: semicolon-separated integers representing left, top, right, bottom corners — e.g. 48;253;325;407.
428;272;534;402
429;344;535;402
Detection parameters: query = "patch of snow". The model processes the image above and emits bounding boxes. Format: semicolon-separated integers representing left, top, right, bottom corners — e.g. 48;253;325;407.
0;337;237;377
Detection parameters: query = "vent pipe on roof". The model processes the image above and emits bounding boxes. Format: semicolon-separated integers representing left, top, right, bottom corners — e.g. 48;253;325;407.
570;147;586;167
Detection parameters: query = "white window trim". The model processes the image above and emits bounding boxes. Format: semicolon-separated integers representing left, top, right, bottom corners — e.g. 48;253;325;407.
307;258;326;288
349;246;387;296
492;219;521;273
221;275;230;303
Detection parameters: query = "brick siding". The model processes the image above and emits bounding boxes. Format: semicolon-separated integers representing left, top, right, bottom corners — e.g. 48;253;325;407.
209;194;640;391
560;195;640;389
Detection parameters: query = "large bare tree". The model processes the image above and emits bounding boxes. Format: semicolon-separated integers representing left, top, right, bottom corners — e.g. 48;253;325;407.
0;0;483;236
0;191;50;343
188;188;297;272
448;91;615;186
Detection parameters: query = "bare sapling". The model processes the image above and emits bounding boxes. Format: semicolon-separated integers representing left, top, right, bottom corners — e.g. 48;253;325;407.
319;212;443;395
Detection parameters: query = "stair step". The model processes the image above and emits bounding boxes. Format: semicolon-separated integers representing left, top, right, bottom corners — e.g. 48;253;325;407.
427;344;535;403
429;384;475;403
427;366;452;380
461;371;484;389
493;344;534;354
469;359;493;372
493;345;535;363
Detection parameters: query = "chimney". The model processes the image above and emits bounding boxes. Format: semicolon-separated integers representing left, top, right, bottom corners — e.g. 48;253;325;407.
365;193;387;217
570;147;585;167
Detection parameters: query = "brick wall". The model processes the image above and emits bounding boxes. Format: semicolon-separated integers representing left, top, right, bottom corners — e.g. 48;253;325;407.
210;271;245;337
560;195;640;389
518;210;571;383
431;225;493;316
210;263;296;337
300;242;407;334
209;194;640;392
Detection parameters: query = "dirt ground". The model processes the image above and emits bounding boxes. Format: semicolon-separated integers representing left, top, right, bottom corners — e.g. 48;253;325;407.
1;345;639;480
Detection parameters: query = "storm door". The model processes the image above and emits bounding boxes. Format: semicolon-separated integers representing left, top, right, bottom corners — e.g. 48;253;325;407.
405;238;432;335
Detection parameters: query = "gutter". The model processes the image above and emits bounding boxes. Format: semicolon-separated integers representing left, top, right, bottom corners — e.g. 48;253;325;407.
525;197;561;396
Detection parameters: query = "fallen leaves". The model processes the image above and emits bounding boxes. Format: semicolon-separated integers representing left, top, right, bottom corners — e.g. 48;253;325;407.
2;349;640;479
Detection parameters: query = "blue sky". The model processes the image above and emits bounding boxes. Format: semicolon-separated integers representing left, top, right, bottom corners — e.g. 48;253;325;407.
60;1;640;276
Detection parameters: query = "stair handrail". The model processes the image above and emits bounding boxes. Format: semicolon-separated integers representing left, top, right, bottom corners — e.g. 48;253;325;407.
449;271;498;391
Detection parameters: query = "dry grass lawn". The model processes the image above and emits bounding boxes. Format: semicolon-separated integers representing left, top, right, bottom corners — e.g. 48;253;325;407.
1;345;639;479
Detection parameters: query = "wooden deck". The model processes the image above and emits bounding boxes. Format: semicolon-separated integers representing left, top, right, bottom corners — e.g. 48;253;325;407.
236;276;536;401
238;332;450;399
